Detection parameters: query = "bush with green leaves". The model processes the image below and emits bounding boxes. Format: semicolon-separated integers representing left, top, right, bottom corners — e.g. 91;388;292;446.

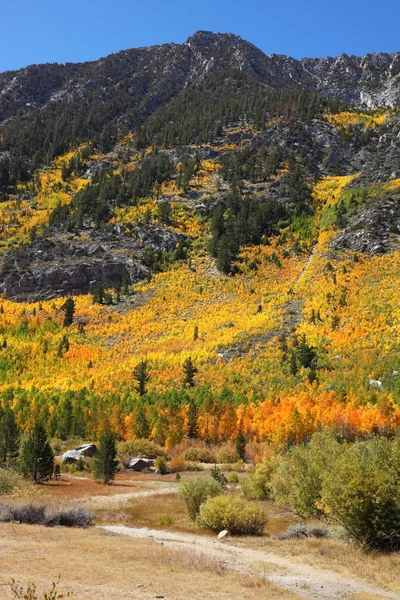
242;460;277;501
155;455;168;474
178;476;223;521
321;438;400;552
198;495;267;535
271;430;342;517
227;471;239;484
0;468;25;496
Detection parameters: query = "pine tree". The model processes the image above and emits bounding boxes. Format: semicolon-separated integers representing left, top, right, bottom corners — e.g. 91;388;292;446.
61;298;75;327
92;430;118;484
20;423;54;483
182;357;198;388
133;360;150;396
210;464;228;490
0;406;20;465
236;429;246;461
187;398;199;439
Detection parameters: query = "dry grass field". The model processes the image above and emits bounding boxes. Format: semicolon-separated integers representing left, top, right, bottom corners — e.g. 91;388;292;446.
0;523;299;600
1;471;399;600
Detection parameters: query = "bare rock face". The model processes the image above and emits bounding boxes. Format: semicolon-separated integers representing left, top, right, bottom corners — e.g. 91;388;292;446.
331;193;400;255
0;224;183;301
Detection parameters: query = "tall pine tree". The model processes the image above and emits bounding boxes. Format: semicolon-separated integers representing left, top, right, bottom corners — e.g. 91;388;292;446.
133;360;150;396
92;430;118;484
20;423;54;483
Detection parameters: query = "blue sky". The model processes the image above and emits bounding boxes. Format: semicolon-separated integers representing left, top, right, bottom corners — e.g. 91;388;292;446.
1;0;399;72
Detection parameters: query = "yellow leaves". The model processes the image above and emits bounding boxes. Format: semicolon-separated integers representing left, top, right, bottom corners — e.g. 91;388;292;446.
325;111;387;131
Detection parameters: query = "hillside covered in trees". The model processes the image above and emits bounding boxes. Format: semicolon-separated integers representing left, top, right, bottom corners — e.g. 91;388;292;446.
0;32;399;448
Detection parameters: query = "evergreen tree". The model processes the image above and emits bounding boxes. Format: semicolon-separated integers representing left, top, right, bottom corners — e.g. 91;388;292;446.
61;298;75;327
0;406;20;465
91;283;104;305
187;398;199;439
210;464;228;490
92;430;118;484
133;360;150;396
20;422;54;483
182;357;198;388
236;428;246;461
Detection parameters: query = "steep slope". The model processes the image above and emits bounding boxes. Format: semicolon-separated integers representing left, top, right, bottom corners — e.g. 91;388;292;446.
0;33;399;444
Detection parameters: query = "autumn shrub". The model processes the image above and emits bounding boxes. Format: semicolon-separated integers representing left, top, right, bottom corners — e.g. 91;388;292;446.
216;443;240;464
321;437;400;552
198;495;267;535
183;447;216;463
245;441;276;465
117;438;167;461
168;455;187;472
178;476;223;520
271;430;342;517
0;469;25;496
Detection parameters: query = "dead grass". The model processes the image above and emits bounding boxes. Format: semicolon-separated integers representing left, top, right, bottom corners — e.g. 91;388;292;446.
233;536;400;594
344;595;393;600
0;523;301;600
29;472;164;501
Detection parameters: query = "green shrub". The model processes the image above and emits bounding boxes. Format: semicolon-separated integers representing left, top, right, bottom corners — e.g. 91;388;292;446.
157;513;175;526
185;461;204;471
117;439;167;461
0;468;25;496
155;455;168;474
216;444;240;464
183;447;216;463
220;461;246;472
271;430;342;517
242;460;277;501
321;438;400;552
199;495;267;535
178;476;223;520
227;471;239;484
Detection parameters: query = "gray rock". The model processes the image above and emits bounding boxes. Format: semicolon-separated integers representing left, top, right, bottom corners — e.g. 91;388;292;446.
125;457;155;471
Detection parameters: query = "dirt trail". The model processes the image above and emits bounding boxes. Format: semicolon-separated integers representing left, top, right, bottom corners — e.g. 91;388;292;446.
85;483;178;507
99;525;400;600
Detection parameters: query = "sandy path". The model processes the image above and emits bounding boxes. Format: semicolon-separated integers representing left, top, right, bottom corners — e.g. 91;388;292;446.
85;483;178;507
99;525;400;600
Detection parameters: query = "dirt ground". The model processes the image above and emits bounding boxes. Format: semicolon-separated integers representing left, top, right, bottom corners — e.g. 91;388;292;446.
1;471;400;600
0;523;299;600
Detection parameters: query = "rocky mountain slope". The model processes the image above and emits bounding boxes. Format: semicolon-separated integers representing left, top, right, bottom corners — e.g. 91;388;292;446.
1;30;399;125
